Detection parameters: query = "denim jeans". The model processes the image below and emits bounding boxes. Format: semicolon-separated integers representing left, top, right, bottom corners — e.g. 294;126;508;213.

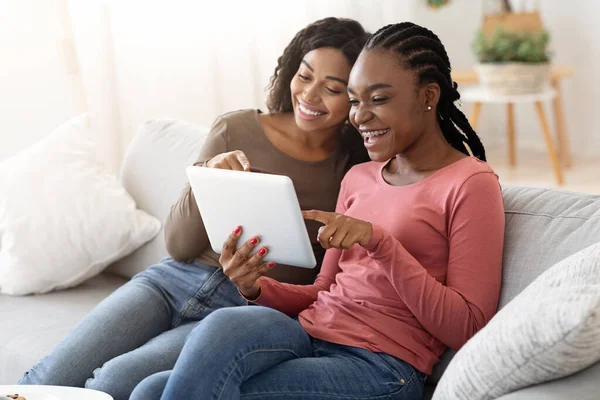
131;306;426;400
19;258;246;400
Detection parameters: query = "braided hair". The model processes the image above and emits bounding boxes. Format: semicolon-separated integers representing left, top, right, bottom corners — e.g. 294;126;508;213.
365;22;486;161
266;18;372;166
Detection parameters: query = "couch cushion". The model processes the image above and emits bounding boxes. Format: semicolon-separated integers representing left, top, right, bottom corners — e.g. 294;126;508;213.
496;361;600;400
497;185;600;307
433;242;600;400
0;273;127;384
428;185;600;386
108;120;209;279
0;115;160;295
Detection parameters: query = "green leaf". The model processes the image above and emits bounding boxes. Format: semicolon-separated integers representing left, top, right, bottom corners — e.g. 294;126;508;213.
472;27;551;63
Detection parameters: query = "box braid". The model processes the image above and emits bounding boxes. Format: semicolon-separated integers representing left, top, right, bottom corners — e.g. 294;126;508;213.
365;23;486;161
266;17;372;166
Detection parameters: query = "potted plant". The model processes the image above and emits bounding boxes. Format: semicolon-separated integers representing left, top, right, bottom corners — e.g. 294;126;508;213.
426;0;451;9
472;27;551;94
472;0;551;95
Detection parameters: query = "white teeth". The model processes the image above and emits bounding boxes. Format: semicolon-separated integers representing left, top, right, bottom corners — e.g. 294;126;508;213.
361;129;389;138
298;103;325;117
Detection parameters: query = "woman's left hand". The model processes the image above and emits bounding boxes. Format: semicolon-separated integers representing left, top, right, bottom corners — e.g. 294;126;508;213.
302;210;372;250
219;227;273;299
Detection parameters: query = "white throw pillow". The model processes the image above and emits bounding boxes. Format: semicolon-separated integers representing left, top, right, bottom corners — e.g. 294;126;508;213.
433;242;600;400
0;115;161;295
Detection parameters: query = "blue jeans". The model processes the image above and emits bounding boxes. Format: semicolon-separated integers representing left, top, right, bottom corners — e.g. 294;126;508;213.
131;306;426;400
19;258;246;400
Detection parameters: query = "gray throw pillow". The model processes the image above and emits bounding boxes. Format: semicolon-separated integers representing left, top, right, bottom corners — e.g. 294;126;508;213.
433;242;600;400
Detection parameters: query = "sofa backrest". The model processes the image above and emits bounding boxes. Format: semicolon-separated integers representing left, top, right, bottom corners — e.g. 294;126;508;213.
110;122;600;383
428;185;600;386
107;120;208;279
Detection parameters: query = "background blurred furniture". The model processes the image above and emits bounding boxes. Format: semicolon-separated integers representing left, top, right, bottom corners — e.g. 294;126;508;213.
460;86;563;185
0;385;112;400
453;66;574;169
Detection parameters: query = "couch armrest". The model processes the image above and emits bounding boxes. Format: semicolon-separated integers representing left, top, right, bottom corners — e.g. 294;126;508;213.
496;361;600;400
107;119;209;279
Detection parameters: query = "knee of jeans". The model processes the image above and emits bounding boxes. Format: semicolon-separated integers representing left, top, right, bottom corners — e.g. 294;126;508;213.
186;307;245;343
191;306;286;344
85;364;130;400
84;367;111;391
18;370;35;385
19;360;66;386
130;371;171;400
199;306;254;330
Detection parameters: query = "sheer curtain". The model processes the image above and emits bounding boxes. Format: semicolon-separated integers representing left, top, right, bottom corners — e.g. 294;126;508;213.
0;0;86;163
0;1;413;169
2;1;596;170
64;0;413;169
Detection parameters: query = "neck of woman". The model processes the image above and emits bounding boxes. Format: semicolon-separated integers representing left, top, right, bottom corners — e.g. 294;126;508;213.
388;125;463;176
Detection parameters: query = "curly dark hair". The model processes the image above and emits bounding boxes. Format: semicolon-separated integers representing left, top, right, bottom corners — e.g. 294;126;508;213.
365;22;486;161
266;17;371;166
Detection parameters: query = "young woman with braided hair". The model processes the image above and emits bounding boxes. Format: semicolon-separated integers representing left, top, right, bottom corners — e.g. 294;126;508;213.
20;18;371;400
131;22;505;400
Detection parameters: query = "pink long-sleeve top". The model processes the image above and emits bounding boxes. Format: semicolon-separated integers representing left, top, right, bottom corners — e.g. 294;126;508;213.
254;157;505;374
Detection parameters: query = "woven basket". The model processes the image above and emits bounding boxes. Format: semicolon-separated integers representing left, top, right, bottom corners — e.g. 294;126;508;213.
475;62;551;95
481;11;544;38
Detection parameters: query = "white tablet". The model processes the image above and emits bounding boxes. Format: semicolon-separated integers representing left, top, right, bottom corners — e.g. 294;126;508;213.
186;166;317;269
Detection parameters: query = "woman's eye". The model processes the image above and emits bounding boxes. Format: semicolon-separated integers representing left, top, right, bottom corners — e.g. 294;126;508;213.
373;96;388;103
298;74;309;81
326;87;342;94
348;99;359;106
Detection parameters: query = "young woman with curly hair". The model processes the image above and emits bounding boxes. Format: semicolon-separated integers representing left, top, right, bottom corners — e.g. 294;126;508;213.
19;17;371;400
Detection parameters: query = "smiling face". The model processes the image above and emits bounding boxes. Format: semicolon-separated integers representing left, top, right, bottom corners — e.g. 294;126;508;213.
290;47;353;133
347;49;436;162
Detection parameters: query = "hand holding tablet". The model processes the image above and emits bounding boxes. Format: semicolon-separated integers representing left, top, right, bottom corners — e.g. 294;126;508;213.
186;166;317;269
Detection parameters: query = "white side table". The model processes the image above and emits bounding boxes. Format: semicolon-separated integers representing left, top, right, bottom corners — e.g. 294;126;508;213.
0;385;112;400
461;86;564;185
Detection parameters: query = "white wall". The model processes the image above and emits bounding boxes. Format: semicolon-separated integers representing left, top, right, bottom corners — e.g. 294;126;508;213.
1;0;411;167
0;0;84;162
107;0;414;150
413;0;600;157
1;0;598;166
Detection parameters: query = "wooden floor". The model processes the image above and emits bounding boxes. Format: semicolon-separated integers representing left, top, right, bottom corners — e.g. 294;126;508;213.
486;149;600;195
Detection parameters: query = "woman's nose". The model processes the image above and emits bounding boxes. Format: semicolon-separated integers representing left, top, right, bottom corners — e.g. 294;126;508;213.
353;104;373;125
303;85;319;103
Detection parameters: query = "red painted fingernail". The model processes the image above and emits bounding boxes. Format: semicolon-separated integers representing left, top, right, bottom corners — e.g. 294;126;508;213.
259;247;267;256
250;237;258;245
233;226;241;235
268;262;276;268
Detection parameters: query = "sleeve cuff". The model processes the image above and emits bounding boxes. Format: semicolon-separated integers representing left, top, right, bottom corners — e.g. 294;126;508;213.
239;287;262;303
242;277;276;306
364;223;384;252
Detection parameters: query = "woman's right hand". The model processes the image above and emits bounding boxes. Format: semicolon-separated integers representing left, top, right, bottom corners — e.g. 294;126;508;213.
219;226;275;299
206;150;251;171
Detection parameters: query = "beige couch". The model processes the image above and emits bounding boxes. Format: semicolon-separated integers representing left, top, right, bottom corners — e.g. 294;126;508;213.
1;120;599;399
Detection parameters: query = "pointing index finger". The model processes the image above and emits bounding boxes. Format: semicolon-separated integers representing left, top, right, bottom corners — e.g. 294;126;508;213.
302;210;334;224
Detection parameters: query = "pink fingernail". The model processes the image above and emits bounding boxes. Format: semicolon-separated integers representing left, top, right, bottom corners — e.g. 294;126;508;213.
250;237;258;245
268;262;276;268
233;226;241;235
258;247;267;256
